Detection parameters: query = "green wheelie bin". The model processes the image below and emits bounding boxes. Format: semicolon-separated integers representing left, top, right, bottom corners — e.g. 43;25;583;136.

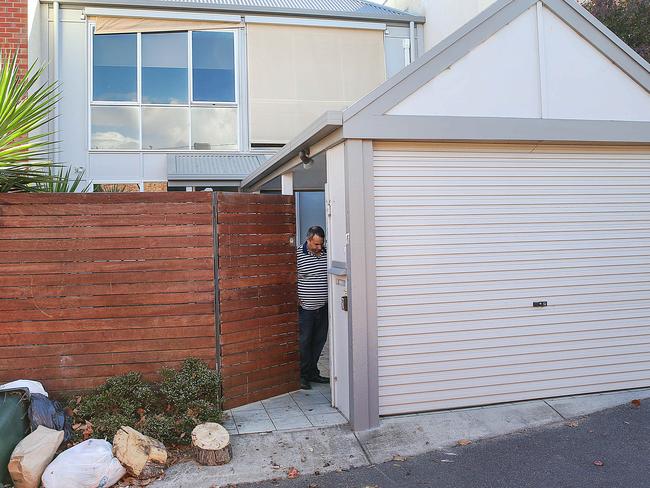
0;389;30;486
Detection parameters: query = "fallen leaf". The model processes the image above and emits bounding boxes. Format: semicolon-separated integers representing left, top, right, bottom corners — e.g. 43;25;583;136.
631;399;641;408
566;420;579;428
287;467;299;479
593;460;604;467
457;439;472;446
82;421;94;440
392;455;406;462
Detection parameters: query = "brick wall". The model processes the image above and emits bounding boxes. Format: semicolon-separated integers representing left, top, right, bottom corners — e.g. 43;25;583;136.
217;193;300;409
0;0;28;73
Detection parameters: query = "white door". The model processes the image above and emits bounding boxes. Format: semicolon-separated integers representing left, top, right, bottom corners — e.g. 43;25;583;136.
326;144;350;418
374;142;650;416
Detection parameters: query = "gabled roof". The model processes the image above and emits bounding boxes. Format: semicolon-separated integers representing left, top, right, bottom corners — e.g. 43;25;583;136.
342;0;650;122
241;0;650;191
46;0;423;23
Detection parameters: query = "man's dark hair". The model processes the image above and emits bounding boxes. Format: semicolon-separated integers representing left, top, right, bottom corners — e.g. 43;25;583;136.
306;226;325;240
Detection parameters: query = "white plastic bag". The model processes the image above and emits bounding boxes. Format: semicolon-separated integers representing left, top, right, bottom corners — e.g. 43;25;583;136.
41;439;126;488
9;426;64;488
0;380;48;397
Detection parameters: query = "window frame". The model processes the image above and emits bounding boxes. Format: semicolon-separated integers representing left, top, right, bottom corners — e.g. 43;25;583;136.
88;24;240;152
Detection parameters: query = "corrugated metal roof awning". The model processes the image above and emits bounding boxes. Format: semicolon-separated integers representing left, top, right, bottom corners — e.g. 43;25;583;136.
167;153;271;186
49;0;424;23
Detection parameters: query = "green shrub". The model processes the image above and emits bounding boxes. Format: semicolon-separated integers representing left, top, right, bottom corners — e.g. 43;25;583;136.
71;359;221;446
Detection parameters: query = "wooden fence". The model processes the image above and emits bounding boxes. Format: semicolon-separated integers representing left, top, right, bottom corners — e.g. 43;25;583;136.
217;193;300;407
0;192;299;408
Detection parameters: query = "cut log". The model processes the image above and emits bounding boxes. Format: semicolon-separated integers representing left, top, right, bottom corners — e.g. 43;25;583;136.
112;426;167;479
191;423;232;466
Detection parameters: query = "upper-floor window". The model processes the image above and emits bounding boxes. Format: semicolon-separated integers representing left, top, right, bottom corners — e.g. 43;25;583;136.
90;30;238;151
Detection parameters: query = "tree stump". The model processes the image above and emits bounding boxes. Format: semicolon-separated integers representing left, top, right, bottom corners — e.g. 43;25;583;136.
191;423;232;466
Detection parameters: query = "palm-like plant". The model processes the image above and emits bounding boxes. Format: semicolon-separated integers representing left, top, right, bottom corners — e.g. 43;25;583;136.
0;53;61;192
35;166;90;193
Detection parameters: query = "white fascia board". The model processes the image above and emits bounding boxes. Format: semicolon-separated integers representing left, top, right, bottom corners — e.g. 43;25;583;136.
83;7;242;23
244;15;385;30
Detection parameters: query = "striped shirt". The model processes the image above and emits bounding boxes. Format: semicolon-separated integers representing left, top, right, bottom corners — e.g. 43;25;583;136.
297;242;328;310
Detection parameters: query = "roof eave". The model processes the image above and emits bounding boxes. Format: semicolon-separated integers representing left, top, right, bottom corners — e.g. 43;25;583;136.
240;110;343;191
42;0;425;23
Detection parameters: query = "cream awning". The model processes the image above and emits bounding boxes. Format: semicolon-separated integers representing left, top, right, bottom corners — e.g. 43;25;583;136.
90;16;243;34
247;23;386;144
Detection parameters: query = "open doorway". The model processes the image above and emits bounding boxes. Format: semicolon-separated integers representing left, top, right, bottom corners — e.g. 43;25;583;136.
259;148;349;419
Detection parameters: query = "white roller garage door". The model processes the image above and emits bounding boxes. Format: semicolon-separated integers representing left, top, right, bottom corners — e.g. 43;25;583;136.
374;142;650;416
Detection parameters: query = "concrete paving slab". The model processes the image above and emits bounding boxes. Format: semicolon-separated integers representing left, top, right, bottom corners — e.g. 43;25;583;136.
269;415;313;430
261;395;298;409
357;400;562;464
232;401;266;413
232;410;276;434
299;403;341;414
221;413;239;435
267;408;313;430
290;390;329;406
546;388;650;419
151;425;368;488
305;411;348;427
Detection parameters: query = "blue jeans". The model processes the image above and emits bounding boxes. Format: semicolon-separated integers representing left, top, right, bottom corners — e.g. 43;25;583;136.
299;305;328;380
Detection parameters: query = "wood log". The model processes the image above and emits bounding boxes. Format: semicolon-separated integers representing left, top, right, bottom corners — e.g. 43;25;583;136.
191;423;232;466
113;426;167;479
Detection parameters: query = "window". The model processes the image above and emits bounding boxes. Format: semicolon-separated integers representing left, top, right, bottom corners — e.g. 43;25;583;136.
93;34;137;102
90;29;238;151
142;32;188;104
192;31;235;102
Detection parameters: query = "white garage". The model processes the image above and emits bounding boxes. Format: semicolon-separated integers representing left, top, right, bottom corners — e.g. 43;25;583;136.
242;0;650;430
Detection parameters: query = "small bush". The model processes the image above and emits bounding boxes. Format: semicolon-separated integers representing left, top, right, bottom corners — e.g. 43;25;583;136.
70;358;221;446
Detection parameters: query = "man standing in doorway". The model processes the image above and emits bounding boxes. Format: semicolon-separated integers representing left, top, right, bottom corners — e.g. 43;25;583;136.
297;226;330;390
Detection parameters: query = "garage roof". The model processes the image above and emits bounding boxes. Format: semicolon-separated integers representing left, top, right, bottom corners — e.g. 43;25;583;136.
241;0;650;191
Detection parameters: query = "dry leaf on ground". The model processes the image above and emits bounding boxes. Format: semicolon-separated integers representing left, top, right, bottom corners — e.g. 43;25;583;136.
287;467;300;479
457;439;472;446
565;420;579;428
631;399;641;408
392;455;406;462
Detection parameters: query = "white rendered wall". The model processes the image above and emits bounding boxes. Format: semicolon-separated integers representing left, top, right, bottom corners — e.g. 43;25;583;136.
55;10;89;181
542;7;650;122
28;0;42;67
383;0;497;50
89;153;141;182
388;6;541;118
